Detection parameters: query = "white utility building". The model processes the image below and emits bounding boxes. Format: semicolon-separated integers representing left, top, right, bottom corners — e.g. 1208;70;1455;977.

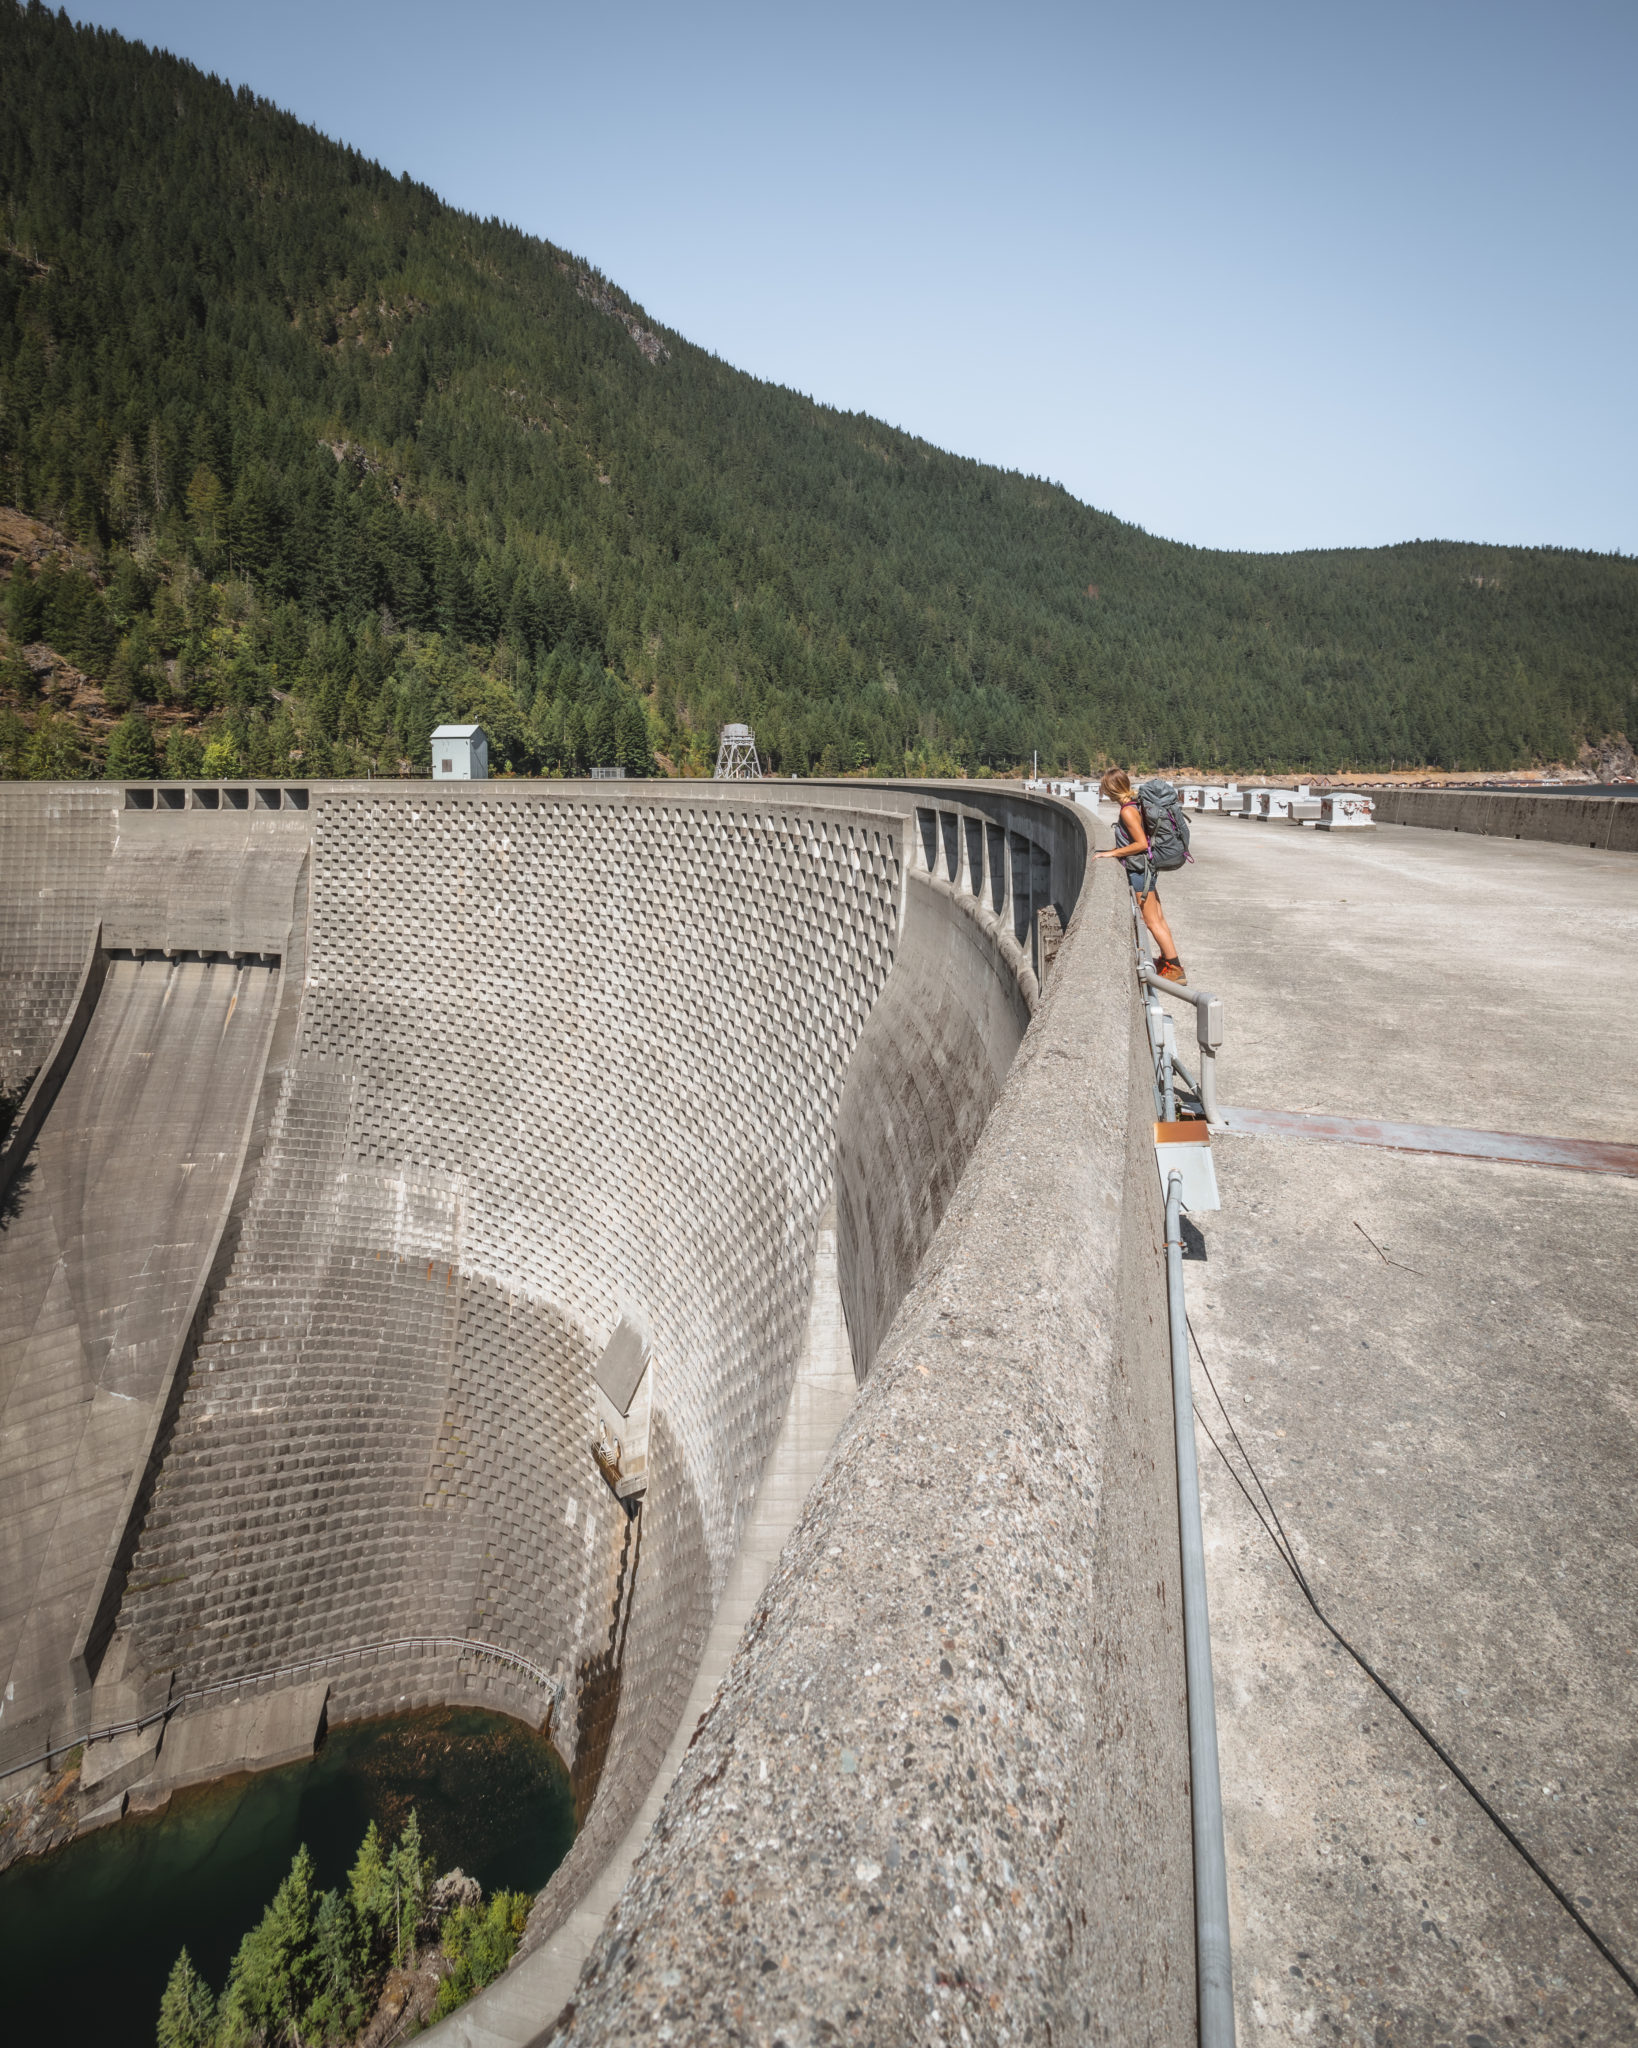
432;724;489;780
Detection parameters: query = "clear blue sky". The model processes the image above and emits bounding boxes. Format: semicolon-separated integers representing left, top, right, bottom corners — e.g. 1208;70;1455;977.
72;0;1637;556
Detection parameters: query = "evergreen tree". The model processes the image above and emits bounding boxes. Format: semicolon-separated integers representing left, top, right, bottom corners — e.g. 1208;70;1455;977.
105;710;158;779
165;724;206;777
586;696;618;768
303;1888;368;2043
5;564;45;646
616;698;654;776
156;1948;217;2048
218;1844;319;2047
0;645;35;699
562;703;588;773
151;1811;540;2046
431;1891;531;2022
0;708;28;777
391;1809;430;1966
201;734;243;778
348;1819;395;1965
23;707;85;779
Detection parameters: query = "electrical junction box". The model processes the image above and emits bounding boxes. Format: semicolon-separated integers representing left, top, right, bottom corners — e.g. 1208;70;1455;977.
1154;1121;1219;1211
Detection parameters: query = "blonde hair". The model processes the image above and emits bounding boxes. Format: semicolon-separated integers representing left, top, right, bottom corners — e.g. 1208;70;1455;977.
1099;768;1133;802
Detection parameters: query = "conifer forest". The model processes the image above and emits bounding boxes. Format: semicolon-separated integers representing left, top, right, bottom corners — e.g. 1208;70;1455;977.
1;1;1634;782
155;1811;529;2048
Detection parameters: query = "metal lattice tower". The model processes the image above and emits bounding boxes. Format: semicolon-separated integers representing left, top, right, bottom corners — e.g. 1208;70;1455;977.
714;722;763;780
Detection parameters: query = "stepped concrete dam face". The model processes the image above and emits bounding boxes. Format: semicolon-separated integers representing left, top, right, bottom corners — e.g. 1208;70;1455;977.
0;778;1192;2042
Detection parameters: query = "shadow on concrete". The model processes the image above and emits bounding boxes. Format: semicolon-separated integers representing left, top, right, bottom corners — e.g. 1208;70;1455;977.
0;1073;38;1230
0;1156;34;1232
571;1506;642;1831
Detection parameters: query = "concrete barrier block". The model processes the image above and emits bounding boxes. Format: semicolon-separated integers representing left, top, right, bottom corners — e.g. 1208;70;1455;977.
75;1790;128;1835
79;1723;162;1799
1319;793;1377;828
151;1680;328;1791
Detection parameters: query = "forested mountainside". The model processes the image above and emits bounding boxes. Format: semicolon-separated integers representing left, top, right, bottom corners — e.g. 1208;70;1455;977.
1;2;1633;782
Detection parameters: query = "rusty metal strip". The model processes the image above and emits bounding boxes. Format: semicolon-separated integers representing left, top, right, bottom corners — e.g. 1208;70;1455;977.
1216;1106;1638;1177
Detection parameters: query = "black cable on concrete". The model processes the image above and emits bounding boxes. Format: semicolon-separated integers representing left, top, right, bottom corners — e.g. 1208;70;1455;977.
1185;1311;1638;2003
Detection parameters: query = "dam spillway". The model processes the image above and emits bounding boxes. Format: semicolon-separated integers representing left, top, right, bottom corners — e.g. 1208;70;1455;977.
1;950;281;1711
1;777;1193;2039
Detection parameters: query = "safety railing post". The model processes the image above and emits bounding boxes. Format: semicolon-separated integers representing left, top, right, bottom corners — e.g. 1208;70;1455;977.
1137;964;1224;1127
1195;995;1223;1125
1162;1013;1178;1122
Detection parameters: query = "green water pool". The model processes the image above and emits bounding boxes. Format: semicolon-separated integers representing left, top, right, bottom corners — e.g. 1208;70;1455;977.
0;1705;574;2047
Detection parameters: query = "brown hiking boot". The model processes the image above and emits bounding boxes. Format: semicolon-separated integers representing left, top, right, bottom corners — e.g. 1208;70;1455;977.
1157;957;1187;984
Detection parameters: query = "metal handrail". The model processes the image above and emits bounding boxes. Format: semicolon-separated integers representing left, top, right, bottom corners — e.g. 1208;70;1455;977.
1138;962;1223;1123
0;1634;559;1785
1171;1049;1203;1103
1165;1171;1237;2047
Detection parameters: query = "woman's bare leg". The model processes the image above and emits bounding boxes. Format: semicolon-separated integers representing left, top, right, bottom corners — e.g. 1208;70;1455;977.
1138;889;1179;961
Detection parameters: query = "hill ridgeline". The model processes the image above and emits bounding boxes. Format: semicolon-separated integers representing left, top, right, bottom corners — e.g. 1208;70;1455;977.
1;0;1633;783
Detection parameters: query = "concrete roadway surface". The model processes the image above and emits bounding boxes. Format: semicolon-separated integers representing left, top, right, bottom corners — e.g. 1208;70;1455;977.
1166;818;1637;2045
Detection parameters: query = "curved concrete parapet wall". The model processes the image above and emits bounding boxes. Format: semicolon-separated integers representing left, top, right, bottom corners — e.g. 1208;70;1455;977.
546;831;1192;2044
0;778;1191;2039
835;786;1084;1380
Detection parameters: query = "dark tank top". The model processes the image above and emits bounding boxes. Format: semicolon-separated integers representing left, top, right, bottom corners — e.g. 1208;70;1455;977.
1113;803;1145;857
1114;803;1151;883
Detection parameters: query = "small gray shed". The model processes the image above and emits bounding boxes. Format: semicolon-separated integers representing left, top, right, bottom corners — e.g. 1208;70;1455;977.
432;724;489;780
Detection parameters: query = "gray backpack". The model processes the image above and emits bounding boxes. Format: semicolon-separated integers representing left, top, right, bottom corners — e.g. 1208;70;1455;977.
1137;778;1192;872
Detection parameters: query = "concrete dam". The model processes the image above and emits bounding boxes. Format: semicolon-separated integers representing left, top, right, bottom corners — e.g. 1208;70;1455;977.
0;779;1189;2042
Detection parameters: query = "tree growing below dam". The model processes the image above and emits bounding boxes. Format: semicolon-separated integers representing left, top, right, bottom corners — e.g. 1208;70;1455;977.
156;1811;529;2048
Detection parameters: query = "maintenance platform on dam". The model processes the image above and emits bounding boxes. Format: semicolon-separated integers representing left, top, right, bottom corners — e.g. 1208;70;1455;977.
1178;815;1637;2044
1;776;1632;2046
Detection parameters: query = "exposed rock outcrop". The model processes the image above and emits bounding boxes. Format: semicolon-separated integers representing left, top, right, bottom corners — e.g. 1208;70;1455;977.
559;265;671;363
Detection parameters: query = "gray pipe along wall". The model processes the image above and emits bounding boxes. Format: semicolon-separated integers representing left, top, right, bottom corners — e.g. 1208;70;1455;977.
0;779;1192;2044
